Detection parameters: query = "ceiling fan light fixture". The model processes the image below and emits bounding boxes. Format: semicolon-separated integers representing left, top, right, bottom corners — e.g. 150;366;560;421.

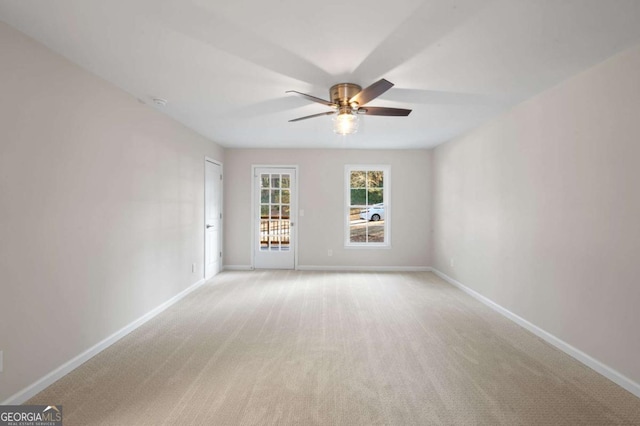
287;78;410;134
333;110;359;135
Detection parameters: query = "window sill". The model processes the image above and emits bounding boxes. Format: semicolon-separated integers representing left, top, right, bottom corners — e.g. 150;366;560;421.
344;244;391;249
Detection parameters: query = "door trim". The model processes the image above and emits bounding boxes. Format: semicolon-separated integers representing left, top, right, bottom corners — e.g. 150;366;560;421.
205;157;223;279
251;164;299;270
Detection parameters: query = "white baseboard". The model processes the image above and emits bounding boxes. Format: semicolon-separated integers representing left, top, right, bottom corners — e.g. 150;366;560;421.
431;268;640;399
2;278;207;405
297;265;432;272
223;265;432;272
223;265;253;271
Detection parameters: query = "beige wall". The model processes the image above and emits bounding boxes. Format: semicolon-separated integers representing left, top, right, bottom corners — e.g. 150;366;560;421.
0;22;223;401
432;43;640;384
224;149;431;269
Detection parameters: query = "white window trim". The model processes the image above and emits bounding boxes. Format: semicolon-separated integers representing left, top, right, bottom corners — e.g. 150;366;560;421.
344;164;391;248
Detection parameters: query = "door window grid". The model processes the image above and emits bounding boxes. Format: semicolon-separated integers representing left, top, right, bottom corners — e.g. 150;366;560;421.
260;173;291;251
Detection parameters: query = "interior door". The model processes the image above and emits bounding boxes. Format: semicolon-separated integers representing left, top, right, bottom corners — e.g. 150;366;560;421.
254;167;296;269
205;159;222;279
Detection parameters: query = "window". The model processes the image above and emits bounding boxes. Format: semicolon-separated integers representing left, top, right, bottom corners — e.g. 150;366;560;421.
345;165;390;247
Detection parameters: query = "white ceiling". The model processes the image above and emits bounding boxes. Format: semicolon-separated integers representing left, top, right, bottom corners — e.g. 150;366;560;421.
2;0;640;149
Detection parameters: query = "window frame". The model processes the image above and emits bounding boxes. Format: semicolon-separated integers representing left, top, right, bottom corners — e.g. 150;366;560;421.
344;164;391;248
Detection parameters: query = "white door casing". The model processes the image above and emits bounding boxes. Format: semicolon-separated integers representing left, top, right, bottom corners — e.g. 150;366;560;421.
253;166;297;269
205;159;222;279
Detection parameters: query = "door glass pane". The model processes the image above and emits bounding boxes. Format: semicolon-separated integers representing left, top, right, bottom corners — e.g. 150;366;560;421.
271;189;280;203
260;219;269;250
281;220;290;249
260;205;269;218
282;205;290;219
270;205;280;219
281;175;290;188
270;220;280;246
261;189;269;203
261;174;270;188
271;175;280;188
281;189;290;204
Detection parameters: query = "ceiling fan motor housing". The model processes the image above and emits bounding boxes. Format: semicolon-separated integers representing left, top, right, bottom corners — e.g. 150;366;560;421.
330;83;362;107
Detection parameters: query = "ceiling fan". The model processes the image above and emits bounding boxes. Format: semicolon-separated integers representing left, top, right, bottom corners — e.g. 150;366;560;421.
286;79;411;135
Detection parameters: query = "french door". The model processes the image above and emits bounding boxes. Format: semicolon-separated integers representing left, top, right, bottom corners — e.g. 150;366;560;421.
254;167;296;269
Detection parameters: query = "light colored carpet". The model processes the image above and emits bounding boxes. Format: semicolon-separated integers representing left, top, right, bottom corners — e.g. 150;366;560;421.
28;271;640;425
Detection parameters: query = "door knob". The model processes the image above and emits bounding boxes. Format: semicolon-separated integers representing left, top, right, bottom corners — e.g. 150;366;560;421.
206;224;214;229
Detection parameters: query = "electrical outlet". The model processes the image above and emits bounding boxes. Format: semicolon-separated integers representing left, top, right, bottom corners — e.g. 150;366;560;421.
0;350;4;373
328;249;333;257
450;258;454;267
191;263;196;273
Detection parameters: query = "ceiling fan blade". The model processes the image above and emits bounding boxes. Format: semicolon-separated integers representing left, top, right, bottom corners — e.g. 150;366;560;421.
286;90;335;107
289;111;336;122
380;88;509;107
349;79;394;106
359;106;411;116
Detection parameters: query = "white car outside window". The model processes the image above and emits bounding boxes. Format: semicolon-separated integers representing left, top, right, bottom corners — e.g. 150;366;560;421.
359;203;384;221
